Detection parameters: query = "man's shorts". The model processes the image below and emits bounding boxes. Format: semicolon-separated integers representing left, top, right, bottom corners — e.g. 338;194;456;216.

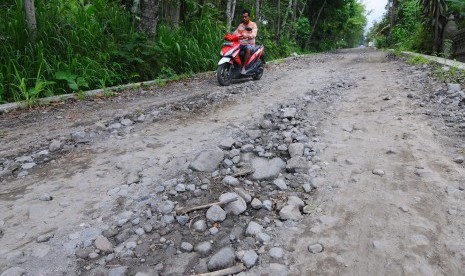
240;44;254;52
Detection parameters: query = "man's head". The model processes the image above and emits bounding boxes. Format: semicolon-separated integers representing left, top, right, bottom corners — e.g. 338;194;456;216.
242;10;251;24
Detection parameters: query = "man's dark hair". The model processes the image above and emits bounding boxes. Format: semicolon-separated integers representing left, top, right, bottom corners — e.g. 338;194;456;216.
242;9;250;16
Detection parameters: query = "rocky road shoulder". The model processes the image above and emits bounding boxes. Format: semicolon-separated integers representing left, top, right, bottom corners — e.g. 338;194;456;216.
1;49;464;276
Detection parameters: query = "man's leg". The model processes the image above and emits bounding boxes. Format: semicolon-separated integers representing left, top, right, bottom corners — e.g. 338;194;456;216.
242;46;251;74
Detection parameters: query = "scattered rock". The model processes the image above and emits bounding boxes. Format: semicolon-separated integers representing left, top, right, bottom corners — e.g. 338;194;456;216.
219;137;236;150
108;266;128;276
206;205;226;222
269;247;284;259
36;233;54;243
308;243;323;253
241;250;258;268
246;221;263;236
234;188;252;203
223;176;240;186
372;169;385;176
195;241;212;257
39;194;53;201
189;148;224;172
251;198;263;209
180;242;193;252
192;220;207;232
282;107;297;118
250;157;285;181
95;236;113;253
219;193;247;215
286;156;308;173
121;118;133;126
273;179;288;190
453;156;464;164
288;143;304;157
279;205;302;221
207;247;235;271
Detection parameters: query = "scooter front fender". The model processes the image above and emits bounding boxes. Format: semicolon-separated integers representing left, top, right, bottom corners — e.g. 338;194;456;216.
218;57;232;65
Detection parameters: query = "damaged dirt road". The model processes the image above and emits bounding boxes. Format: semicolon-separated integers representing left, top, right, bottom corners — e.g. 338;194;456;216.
1;48;465;275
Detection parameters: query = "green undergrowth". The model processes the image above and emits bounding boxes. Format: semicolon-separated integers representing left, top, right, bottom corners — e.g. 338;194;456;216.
1;0;301;106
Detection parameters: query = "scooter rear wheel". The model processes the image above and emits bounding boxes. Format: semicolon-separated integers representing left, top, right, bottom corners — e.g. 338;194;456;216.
217;63;232;86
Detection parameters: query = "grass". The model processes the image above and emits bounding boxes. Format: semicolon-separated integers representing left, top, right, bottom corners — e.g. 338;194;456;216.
406;55;431;65
432;65;465;83
1;0;302;104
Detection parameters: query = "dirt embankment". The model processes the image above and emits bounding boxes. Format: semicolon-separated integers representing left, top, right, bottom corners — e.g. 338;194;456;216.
1;48;465;276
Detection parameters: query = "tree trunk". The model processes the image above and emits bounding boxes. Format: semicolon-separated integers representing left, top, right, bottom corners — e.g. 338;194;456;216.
24;0;37;41
254;0;260;21
226;0;232;31
277;0;281;36
291;0;297;22
166;0;180;28
281;0;292;33
305;0;326;49
139;0;161;39
433;4;440;53
388;0;397;45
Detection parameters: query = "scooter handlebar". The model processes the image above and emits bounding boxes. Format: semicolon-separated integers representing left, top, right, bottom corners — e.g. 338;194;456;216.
224;33;242;42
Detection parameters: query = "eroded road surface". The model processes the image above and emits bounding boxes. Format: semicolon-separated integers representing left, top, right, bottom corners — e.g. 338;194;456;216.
1;48;465;275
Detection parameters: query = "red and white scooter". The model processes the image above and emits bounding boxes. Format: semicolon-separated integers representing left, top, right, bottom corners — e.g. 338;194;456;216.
217;32;265;86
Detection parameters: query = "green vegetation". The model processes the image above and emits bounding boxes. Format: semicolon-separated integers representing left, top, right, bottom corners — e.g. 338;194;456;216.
368;0;465;54
1;0;367;104
406;55;431;65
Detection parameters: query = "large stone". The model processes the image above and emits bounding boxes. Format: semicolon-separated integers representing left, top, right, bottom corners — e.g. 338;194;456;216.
207;247;235;271
241;250;258;268
219;138;236;150
108;266;128;276
234;188;252;203
288;143;304;157
219;193;247;215
158;201;175;214
448;83;461;93
273;179;288;190
287;196;304;207
206;205;226;222
250;157;285;181
195;241;212;257
246;221;263;236
222;176;240;186
286;156;308;173
95;236;113;253
189;148;224;172
192;220;207;232
282;107;297;118
279;205;302;221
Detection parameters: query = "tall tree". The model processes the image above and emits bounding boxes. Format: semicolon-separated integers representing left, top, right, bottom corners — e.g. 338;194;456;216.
306;0;327;48
24;0;37;41
281;0;293;33
421;0;447;52
226;0;237;31
389;0;398;44
139;0;161;38
165;0;181;28
254;0;260;21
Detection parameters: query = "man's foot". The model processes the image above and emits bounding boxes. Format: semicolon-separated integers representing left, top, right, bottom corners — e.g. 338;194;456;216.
241;67;247;74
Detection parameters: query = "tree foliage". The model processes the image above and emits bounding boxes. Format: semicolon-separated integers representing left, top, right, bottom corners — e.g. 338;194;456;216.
368;0;464;54
1;0;367;104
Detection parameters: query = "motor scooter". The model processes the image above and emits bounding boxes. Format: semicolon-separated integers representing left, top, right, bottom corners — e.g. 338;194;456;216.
217;31;265;86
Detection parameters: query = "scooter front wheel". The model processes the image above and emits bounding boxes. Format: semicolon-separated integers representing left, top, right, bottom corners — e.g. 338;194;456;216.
217;63;232;86
252;59;264;81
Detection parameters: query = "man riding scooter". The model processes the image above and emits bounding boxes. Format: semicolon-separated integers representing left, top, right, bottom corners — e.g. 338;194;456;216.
234;9;258;74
